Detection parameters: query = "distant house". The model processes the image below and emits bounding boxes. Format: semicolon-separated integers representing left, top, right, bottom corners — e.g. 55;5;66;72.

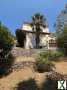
16;22;57;49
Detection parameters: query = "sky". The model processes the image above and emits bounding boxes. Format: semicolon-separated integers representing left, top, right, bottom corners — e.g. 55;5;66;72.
0;0;67;35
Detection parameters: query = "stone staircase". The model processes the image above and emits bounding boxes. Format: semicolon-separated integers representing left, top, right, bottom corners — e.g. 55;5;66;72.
11;47;46;57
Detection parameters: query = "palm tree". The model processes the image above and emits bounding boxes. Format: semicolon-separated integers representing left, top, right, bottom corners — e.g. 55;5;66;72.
32;13;47;48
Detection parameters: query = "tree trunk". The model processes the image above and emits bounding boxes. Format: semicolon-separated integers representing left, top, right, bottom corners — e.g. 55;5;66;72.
36;32;40;48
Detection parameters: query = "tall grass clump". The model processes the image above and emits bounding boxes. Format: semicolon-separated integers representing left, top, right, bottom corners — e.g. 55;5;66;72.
34;51;55;73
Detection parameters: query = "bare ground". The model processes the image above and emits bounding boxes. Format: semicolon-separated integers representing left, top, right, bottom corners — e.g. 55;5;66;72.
53;61;67;75
0;57;67;90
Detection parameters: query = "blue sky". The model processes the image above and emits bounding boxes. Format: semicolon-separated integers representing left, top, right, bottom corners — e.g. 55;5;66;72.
0;0;67;35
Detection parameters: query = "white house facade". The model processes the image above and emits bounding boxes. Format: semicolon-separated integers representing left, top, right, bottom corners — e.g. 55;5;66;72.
16;22;57;49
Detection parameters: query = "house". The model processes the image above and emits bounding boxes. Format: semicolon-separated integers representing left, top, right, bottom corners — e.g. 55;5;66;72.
16;22;57;49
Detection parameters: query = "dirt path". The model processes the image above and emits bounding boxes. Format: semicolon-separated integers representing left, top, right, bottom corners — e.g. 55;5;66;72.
0;67;46;90
54;61;67;75
0;67;34;90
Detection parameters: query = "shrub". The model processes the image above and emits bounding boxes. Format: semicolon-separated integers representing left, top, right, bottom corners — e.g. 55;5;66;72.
49;50;64;61
34;51;55;73
34;50;64;73
0;22;14;77
0;22;14;52
0;53;14;77
37;50;64;61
